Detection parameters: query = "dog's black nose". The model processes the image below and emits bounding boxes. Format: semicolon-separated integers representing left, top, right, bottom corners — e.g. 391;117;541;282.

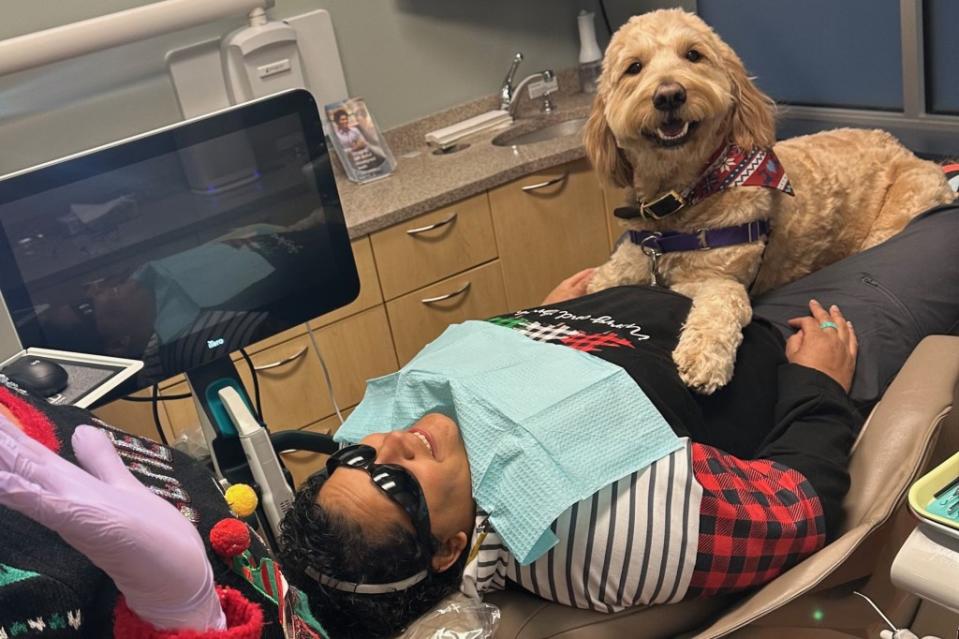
653;83;687;111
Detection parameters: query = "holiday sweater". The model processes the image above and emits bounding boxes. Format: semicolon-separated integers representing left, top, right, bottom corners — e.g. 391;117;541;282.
463;286;861;609
0;383;324;639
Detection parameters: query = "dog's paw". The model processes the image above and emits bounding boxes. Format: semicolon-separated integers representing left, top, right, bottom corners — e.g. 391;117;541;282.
586;267;614;294
672;329;736;395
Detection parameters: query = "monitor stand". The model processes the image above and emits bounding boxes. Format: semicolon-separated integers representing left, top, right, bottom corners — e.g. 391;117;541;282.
186;356;294;549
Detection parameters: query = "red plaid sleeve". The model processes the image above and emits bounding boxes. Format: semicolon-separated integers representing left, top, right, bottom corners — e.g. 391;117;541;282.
686;443;826;598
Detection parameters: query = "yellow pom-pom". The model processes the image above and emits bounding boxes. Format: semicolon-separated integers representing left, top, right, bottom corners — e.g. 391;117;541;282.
225;483;258;518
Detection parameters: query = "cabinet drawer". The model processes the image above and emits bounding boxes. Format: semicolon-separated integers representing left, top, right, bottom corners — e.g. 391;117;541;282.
489;159;610;310
387;260;509;365
371;192;497;300
230;306;397;429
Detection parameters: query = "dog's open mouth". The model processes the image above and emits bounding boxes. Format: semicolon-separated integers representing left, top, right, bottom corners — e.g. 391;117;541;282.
644;119;699;147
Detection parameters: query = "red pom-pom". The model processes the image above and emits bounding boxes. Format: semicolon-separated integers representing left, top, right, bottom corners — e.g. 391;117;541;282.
210;518;251;559
0;387;61;453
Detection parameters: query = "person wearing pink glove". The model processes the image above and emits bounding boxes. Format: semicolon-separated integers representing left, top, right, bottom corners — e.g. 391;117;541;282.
0;385;295;638
0;415;233;631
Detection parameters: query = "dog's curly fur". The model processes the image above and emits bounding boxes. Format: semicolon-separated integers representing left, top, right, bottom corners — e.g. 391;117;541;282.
584;9;954;394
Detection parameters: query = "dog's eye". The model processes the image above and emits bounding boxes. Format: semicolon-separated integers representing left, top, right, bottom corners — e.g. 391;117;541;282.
686;49;703;63
624;61;643;76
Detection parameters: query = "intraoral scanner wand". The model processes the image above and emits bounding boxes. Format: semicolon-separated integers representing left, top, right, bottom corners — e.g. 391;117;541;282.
219;386;294;540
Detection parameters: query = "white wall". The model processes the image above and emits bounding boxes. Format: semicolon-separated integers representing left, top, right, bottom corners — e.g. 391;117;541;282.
0;0;692;175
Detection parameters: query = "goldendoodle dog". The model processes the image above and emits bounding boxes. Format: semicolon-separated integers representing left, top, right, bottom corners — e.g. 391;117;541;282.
584;9;954;394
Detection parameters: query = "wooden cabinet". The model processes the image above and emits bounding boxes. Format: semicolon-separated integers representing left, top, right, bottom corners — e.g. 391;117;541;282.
159;378;200;442
232;306;397;430
96;306;396;442
93;387;173;443
309;236;383;329
489;159;611;310
603;184;631;251
370;193;497;300
386;260;509;365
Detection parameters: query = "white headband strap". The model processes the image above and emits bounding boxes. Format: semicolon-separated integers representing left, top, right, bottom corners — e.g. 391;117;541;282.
305;566;429;594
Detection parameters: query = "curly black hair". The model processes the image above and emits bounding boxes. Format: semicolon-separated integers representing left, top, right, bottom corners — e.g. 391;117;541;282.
279;472;471;639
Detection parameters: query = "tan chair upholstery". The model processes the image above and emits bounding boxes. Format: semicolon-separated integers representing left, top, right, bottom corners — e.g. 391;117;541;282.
487;590;736;639
484;336;959;638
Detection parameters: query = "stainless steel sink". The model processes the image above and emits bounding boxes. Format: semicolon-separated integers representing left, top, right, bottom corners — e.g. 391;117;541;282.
492;117;587;147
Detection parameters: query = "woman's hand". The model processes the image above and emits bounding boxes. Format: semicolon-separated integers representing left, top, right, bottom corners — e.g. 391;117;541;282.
785;300;858;393
542;268;596;305
0;419;225;631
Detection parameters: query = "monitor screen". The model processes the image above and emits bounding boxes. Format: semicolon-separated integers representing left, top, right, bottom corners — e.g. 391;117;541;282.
0;89;359;388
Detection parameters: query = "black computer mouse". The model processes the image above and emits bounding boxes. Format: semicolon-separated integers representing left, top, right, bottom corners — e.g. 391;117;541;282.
2;357;69;397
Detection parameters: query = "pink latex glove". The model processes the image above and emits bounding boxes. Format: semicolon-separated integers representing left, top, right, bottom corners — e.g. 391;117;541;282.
0;416;225;632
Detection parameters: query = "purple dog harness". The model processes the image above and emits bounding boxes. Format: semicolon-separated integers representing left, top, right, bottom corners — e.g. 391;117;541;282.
623;219;772;286
627;219;771;253
612;142;791;286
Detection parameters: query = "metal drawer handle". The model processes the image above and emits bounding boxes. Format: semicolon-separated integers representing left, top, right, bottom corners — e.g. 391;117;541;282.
421;281;471;305
254;345;309;371
406;212;458;235
521;172;569;192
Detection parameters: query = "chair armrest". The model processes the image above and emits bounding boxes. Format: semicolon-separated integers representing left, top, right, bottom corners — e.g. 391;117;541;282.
845;335;959;527
694;335;959;638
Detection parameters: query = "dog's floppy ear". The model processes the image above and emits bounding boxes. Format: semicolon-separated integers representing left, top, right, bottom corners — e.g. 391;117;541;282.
723;48;775;150
584;94;634;189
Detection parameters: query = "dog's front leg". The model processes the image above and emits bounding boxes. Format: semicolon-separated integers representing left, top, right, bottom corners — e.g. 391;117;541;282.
670;278;752;394
586;241;653;294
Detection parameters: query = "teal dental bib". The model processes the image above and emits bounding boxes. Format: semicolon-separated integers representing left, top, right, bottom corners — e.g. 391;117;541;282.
334;320;681;565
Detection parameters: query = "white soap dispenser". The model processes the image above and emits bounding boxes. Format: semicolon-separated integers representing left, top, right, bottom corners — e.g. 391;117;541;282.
221;8;307;104
577;10;603;93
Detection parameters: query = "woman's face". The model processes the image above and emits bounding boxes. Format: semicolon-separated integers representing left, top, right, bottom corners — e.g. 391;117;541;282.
317;413;474;556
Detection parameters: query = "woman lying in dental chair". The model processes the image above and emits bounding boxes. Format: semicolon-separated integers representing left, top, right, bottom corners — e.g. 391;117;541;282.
1;204;958;639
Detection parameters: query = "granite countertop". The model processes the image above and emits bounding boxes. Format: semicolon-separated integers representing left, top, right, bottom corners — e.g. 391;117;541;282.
335;71;597;238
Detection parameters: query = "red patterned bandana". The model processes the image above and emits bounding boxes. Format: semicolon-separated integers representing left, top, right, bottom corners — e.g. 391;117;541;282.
616;144;795;221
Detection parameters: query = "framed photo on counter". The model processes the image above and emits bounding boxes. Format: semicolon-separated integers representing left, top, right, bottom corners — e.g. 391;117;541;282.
325;97;396;183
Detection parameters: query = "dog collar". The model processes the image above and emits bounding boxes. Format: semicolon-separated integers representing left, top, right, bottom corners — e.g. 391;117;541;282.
614;144;794;220
625;219;771;253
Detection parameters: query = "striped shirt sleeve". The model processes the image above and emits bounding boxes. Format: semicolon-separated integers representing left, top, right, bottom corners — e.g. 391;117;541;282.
461;442;702;613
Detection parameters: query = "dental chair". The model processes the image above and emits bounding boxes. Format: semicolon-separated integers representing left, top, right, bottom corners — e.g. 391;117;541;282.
475;335;959;638
262;336;959;638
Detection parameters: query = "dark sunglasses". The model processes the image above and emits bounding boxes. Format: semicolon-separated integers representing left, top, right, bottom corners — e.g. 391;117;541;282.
325;444;435;558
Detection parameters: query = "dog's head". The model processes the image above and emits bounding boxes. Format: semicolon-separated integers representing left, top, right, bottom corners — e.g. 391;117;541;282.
585;9;775;189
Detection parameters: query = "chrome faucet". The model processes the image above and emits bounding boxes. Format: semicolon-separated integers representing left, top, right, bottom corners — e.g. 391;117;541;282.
507;69;556;117
499;52;524;111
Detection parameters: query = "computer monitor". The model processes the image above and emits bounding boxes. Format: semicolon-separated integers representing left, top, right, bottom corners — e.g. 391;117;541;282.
0;89;359;391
